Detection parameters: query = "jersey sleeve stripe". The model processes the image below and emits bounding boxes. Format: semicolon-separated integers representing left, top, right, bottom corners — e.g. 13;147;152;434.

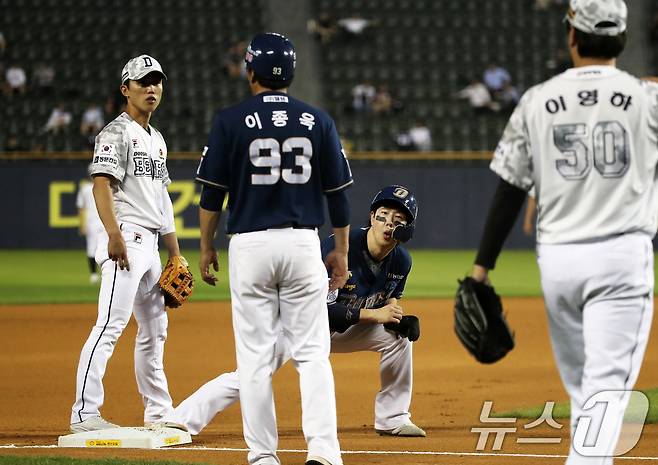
195;177;229;190
324;179;354;194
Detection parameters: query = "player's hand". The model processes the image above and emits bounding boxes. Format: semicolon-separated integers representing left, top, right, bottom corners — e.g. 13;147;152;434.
200;247;219;286
108;232;129;271
362;302;403;324
325;249;349;291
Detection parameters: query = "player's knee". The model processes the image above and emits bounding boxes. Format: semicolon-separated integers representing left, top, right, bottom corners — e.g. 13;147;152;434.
386;335;411;353
135;315;168;345
93;317;130;340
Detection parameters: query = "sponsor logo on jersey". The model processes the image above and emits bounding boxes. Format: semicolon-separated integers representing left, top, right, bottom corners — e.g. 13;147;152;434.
340;291;387;310
578;69;602;76
263;95;288;103
159;148;164;158
343;283;357;291
93;154;119;167
387;273;405;280
132;139;139;148
134;232;142;244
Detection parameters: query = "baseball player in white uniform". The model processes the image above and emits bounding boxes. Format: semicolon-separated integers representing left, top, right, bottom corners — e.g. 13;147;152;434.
70;55;184;433
76;172;105;283
196;33;351;465
471;1;656;464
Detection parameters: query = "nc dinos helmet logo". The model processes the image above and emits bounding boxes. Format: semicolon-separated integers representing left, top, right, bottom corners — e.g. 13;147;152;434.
393;187;409;199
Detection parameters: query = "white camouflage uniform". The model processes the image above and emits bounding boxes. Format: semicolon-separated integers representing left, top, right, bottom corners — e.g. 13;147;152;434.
71;55;178;427
491;2;656;464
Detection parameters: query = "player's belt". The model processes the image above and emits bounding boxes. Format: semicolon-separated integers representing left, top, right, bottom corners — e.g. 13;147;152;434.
268;222;317;230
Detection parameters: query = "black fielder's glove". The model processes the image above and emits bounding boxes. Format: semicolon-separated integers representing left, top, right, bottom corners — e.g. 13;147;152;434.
384;315;420;342
454;277;514;363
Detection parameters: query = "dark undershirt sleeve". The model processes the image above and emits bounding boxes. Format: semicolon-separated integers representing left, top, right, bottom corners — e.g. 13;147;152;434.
326;189;350;228
475;178;528;270
328;301;361;333
199;184;226;212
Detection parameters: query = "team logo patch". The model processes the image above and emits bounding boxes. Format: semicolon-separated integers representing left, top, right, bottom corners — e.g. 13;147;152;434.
326;288;338;304
132;139;139;148
393;187;409;199
134;232;142;244
159;148;164;158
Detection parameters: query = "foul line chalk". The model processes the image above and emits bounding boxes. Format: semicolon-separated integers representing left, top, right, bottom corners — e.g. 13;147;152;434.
1;444;657;460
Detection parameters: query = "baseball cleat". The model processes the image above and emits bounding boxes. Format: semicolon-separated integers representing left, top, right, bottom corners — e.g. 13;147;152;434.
376;422;426;437
70;415;119;433
305;457;332;465
144;421;188;432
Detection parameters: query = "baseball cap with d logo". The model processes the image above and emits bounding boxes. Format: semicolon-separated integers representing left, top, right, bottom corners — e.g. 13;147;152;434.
565;0;627;36
121;55;167;84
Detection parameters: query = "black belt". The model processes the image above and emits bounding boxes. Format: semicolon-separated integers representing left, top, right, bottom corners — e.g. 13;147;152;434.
270;222;316;230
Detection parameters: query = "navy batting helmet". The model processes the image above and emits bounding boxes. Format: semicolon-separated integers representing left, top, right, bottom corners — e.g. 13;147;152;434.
370;185;418;242
245;32;296;82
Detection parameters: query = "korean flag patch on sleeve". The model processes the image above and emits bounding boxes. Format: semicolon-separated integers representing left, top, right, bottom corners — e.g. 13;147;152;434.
93;143;119;168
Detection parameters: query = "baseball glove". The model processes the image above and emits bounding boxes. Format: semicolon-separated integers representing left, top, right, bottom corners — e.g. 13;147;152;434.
159;255;194;308
384;315;420;342
454;277;514;363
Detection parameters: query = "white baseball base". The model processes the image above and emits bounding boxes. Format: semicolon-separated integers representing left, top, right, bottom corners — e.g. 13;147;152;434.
57;426;191;449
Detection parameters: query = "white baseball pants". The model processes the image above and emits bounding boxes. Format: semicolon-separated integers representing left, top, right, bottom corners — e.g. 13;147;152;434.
171;324;413;434
229;228;342;465
71;223;174;425
537;233;654;465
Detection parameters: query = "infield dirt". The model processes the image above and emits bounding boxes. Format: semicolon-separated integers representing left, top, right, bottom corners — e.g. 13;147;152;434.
1;298;656;464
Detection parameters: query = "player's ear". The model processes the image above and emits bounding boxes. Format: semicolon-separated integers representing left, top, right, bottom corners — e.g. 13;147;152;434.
567;25;577;49
120;83;129;98
369;211;375;227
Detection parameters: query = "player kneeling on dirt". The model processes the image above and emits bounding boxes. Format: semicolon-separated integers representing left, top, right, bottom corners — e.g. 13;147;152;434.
164;185;426;437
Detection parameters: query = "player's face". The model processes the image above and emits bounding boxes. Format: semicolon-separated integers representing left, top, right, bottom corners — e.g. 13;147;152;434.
121;72;164;114
370;206;408;245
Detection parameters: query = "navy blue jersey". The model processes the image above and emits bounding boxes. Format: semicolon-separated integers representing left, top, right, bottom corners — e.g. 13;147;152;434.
321;228;412;311
196;91;353;233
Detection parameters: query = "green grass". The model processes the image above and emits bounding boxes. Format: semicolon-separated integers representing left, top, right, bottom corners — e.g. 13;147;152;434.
1;248;655;305
0;249;544;305
0;458;209;465
493;388;658;423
